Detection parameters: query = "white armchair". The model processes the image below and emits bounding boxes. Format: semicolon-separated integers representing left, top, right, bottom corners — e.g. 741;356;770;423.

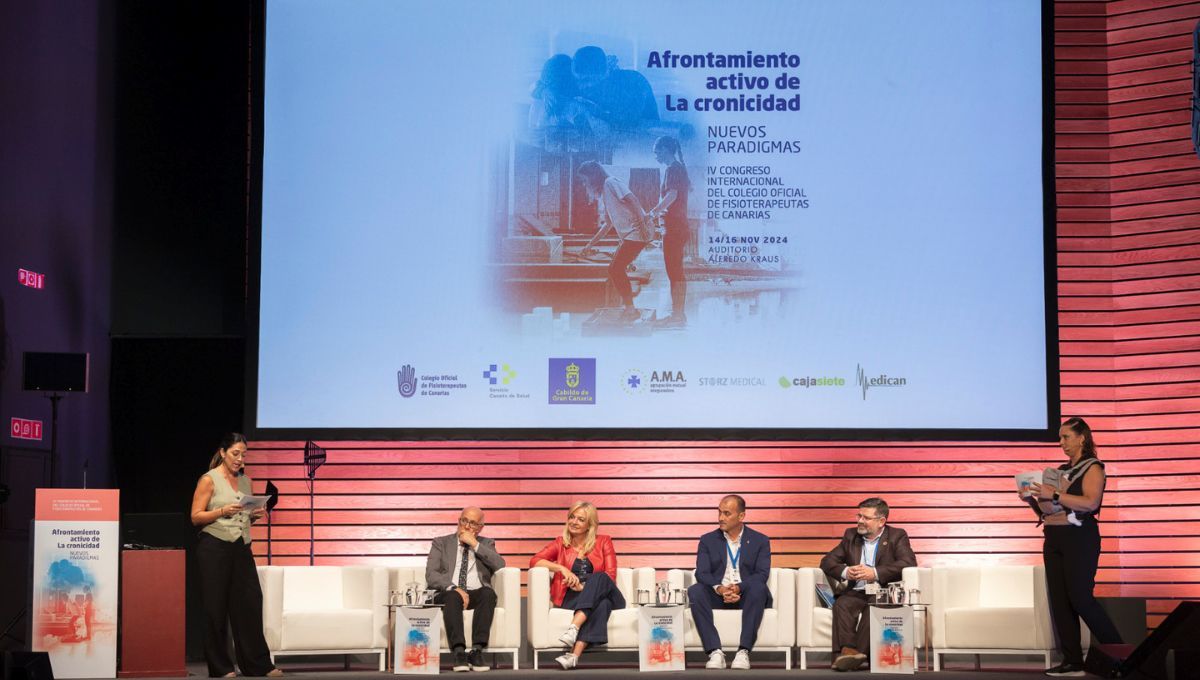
257;565;389;670
527;566;653;669
930;564;1088;670
795;566;929;669
387;566;521;669
667;568;795;668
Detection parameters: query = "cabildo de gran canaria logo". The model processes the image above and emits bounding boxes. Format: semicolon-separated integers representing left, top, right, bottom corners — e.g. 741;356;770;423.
548;358;595;405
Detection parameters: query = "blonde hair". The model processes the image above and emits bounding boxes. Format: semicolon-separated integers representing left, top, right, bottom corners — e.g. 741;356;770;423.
561;501;598;556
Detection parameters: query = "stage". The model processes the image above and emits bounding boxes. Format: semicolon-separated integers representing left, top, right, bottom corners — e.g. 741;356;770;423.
139;657;1058;680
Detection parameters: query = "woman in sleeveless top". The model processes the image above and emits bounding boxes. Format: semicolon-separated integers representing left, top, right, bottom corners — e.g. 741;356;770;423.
190;433;281;678
1027;417;1123;677
530;501;624;670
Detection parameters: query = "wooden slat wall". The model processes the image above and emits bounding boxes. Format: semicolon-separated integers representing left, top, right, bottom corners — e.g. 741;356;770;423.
245;1;1200;632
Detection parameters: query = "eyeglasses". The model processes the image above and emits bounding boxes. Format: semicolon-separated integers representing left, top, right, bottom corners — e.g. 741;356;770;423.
459;518;484;528
855;513;882;522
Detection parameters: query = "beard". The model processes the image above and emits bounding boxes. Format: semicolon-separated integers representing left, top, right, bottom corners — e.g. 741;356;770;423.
855;525;868;535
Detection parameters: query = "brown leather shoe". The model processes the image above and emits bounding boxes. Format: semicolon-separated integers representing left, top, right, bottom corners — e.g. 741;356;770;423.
833;649;867;672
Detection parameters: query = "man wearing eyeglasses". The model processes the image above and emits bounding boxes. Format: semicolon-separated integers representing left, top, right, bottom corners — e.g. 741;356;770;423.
426;507;506;672
819;498;917;672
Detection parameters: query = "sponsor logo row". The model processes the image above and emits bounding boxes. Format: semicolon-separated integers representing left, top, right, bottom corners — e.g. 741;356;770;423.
397;360;907;404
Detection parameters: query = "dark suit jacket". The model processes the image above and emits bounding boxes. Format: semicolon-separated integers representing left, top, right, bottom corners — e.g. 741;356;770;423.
819;525;917;591
425;533;506;591
695;525;773;606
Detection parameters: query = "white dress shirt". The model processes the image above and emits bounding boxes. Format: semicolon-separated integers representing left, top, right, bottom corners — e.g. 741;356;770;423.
450;542;483;590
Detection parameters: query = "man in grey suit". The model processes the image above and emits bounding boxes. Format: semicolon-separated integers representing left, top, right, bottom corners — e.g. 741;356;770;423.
426;506;506;672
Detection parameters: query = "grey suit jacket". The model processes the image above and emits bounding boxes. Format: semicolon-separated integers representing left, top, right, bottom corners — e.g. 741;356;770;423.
425;533;506;591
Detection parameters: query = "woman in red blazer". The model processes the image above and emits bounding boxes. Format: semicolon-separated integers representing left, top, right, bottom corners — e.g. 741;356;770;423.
530;501;625;670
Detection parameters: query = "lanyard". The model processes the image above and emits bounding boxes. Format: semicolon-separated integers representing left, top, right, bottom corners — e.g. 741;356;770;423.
727;541;742;570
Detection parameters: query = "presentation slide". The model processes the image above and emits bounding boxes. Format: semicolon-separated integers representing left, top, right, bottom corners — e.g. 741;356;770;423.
255;0;1051;434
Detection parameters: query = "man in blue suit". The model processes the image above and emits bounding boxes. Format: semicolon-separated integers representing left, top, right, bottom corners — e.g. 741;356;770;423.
687;494;772;670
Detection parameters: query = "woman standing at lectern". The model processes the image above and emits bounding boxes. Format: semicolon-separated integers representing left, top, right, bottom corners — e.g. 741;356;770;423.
190;433;282;678
1027;417;1123;677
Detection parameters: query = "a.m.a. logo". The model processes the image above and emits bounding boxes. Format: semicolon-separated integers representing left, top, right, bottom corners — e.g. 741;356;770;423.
548;358;596;405
647;369;687;394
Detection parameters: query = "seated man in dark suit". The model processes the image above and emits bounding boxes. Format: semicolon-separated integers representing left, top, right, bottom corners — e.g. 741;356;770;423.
686;494;772;670
820;497;917;672
426;506;506;672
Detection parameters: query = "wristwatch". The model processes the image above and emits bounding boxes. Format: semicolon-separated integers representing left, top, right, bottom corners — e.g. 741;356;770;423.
1052;490;1061;502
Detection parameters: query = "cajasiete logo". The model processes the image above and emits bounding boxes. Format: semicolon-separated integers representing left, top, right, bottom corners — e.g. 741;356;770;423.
855;363;907;400
549;358;595;405
397;364;417;398
778;374;845;388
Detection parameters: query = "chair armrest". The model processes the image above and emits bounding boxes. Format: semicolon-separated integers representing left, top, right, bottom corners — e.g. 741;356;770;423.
493;567;520;618
773;568;796;645
902;566;932;601
527;567;551;647
795;567;821;646
257;566;283;651
370;567;389;648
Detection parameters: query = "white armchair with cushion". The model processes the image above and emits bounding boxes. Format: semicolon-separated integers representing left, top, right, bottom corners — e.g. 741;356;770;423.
527;566;652;669
667;567;795;668
257;565;389;670
388;566;521;669
930;564;1088;670
795;566;929;670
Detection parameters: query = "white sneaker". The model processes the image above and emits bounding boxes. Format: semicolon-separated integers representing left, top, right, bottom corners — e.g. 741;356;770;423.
558;624;579;647
555;654;577;670
731;649;751;670
705;650;726;669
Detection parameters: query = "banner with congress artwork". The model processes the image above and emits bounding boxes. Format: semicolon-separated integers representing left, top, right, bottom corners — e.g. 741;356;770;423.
393;607;442;675
31;489;120;679
638;605;686;672
254;0;1052;436
870;605;915;675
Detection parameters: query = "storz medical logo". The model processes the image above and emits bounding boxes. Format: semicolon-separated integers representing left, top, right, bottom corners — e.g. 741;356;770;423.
623;369;687;395
549;358;596;405
856;363;907;400
485;362;529;401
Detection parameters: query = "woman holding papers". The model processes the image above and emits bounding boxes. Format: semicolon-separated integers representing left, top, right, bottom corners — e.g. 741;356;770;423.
531;501;625;670
190;433;282;678
1026;417;1122;677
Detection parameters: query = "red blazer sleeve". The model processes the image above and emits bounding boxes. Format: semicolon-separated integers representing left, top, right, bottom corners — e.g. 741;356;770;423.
530;537;562;568
597;535;618;580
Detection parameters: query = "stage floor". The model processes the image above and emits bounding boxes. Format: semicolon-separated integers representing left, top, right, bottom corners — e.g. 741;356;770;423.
126;658;1059;679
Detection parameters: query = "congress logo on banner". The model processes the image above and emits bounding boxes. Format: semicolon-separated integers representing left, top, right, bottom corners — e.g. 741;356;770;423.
549;358;595;405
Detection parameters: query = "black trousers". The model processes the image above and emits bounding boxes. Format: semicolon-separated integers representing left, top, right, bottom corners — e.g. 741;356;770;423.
1043;523;1123;664
830;589;871;654
609;240;648;306
559;572;625;646
431;586;497;650
662;227;688;316
195;533;276;677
